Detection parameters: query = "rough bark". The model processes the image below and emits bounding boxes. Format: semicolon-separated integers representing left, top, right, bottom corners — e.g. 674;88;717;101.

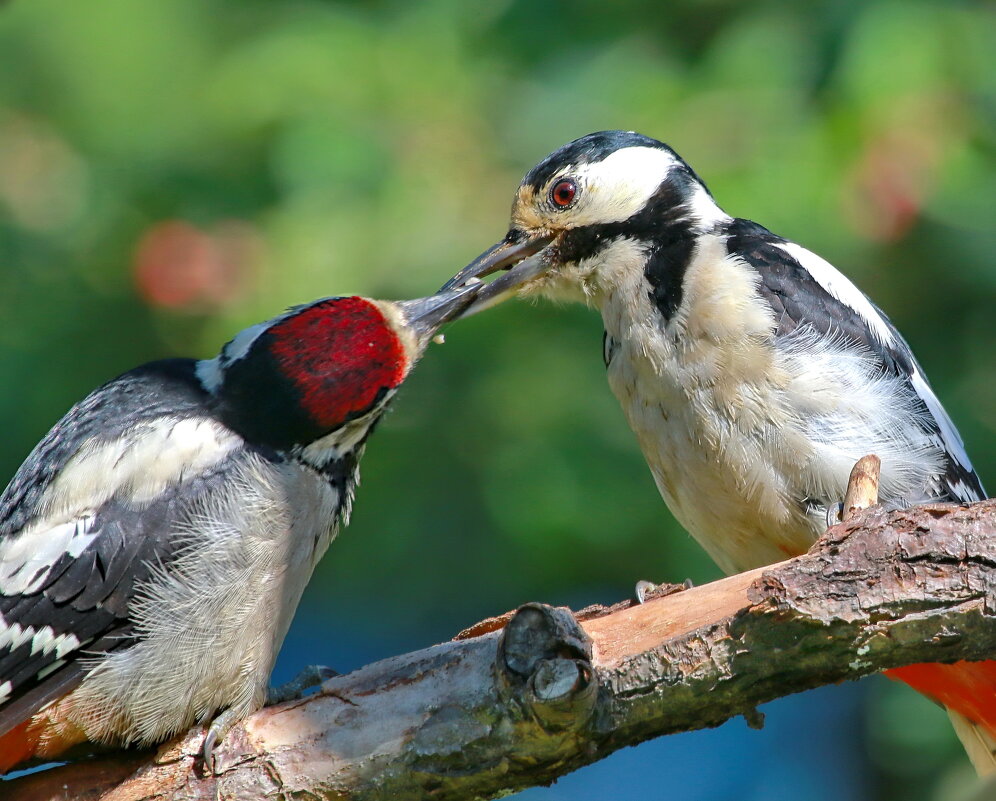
7;498;996;801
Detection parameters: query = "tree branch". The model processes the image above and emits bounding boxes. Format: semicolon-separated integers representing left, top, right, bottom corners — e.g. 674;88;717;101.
8;498;996;801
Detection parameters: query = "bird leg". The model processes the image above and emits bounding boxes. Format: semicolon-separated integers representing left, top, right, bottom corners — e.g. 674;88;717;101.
266;664;339;706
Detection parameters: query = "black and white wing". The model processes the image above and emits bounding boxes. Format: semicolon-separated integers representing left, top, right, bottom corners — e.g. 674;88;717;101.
723;218;986;505
0;359;245;734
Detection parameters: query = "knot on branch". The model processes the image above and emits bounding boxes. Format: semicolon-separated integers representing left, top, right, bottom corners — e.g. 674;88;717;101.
498;603;597;731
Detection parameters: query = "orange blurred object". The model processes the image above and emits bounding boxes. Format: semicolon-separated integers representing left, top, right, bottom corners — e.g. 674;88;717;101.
133;220;258;310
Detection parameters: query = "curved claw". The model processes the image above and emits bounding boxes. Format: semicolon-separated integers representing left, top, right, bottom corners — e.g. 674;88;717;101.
203;706;240;774
634;580;657;605
635;578;694;604
826;501;844;529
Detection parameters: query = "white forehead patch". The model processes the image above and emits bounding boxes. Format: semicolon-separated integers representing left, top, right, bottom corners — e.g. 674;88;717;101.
565;146;726;229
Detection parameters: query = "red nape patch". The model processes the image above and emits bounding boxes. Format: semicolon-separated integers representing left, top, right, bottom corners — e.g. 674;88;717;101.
268;297;408;429
887;660;996;737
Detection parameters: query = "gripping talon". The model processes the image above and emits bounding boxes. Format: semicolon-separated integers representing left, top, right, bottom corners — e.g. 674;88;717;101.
634;580;656;604
203;706;240;774
826;502;844;529
635;578;694;604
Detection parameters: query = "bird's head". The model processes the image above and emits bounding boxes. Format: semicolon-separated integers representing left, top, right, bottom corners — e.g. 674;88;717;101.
197;286;478;461
444;130;729;311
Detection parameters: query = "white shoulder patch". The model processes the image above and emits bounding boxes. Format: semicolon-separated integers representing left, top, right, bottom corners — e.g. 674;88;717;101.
0;417;243;596
776;242;895;347
42;416;242;516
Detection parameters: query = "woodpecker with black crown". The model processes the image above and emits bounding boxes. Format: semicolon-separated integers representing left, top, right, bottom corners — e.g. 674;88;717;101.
0;285;477;773
445;130;992;771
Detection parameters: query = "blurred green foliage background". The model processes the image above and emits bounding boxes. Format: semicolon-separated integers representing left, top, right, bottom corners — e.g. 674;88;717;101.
0;1;993;798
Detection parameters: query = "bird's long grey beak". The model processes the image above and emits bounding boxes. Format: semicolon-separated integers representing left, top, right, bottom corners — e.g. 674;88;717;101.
440;232;555;318
396;283;482;340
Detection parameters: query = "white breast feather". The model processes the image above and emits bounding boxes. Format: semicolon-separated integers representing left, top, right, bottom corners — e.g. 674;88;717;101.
777;327;945;507
593;236;951;573
778;240;978;499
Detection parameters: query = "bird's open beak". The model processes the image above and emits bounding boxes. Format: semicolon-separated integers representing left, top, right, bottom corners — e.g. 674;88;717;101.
396;282;482;341
440;232;556;318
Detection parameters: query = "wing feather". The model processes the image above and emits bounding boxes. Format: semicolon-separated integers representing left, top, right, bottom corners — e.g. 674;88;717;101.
722;217;986;504
0;359;248;735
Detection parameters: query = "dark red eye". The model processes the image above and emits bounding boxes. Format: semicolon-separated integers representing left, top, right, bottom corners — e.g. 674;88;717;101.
550;178;577;208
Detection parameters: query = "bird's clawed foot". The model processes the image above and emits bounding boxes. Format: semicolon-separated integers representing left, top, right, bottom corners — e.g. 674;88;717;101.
201;666;338;773
634;578;694;605
266;664;339;706
825;501;844;529
203;707;240;774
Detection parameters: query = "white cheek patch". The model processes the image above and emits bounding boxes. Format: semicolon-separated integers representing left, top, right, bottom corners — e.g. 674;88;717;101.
195;356;224;394
296;392;395;469
220;320;273;365
776;242;895;347
686;184;729;229
569;147;728;230
569;147;681;227
198;316;283;393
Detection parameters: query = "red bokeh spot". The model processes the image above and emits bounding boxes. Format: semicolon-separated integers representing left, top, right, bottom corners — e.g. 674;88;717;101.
133;220;257;310
844;131;936;243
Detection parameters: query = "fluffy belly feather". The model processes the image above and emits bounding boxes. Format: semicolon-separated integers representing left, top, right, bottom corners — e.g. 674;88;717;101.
39;457;340;749
607;340;820;574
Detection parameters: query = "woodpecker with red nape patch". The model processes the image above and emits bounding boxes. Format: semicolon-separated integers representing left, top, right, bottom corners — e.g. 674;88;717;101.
0;285;477;773
444;131;993;771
